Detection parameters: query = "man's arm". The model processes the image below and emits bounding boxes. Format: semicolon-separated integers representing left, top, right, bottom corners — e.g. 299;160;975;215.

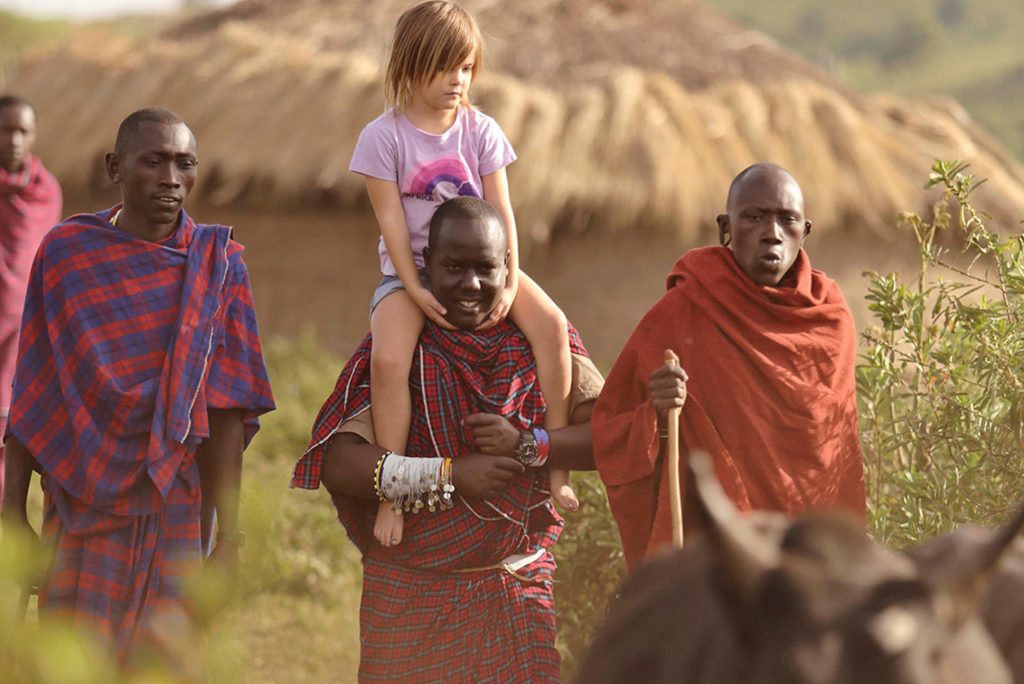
196;409;245;555
321;431;525;501
463;399;598;471
548;401;596;470
1;436;37;534
320;433;381;499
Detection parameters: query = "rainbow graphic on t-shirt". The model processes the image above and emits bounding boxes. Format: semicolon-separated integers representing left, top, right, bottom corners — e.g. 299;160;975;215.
403;158;479;202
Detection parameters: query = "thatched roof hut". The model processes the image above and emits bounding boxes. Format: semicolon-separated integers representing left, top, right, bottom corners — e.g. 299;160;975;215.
6;0;1024;360
12;0;1024;240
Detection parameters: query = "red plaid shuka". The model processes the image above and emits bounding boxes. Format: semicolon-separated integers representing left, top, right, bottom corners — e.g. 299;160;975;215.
293;321;587;682
0;153;61;503
9;206;275;660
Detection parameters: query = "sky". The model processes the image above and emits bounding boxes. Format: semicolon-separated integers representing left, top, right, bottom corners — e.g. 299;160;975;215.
0;0;235;21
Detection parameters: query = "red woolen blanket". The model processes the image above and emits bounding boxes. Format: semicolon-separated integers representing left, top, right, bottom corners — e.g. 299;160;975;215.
593;246;865;569
0;154;61;409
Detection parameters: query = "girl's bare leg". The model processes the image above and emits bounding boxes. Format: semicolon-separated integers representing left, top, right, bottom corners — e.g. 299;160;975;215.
548;467;579;512
509;273;578;511
369;291;425;545
374;501;405;546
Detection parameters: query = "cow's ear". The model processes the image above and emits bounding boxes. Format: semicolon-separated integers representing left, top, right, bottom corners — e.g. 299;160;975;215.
926;504;1024;629
690;453;779;604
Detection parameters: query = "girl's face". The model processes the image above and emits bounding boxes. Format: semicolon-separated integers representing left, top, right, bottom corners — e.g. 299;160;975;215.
412;55;475;113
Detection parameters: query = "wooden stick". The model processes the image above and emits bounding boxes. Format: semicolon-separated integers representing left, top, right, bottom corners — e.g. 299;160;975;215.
664;349;684;548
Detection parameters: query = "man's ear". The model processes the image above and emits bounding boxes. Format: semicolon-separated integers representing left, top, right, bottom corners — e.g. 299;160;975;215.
803;220;812;240
105;152;121;184
504;249;510;268
716;214;731;247
422;245;431;268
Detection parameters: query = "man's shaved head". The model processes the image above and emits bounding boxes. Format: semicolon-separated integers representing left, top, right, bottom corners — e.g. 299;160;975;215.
424;197;509;330
104;108;198;242
428;196;506;251
114;107;191;158
717;162;811;286
726;163;803;213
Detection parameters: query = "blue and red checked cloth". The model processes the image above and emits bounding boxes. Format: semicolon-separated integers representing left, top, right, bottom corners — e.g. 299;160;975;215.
8;206;274;658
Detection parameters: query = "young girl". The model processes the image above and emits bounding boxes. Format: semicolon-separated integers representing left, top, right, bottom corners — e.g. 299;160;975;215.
349;0;577;547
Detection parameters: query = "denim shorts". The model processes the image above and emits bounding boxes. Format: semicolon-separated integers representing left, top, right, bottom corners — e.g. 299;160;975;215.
369;268;431;316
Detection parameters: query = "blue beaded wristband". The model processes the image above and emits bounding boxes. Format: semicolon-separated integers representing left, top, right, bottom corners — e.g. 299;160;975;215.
531;427;550;467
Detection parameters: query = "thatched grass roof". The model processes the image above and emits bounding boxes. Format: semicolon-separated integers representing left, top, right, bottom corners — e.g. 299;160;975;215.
8;0;1024;242
164;0;837;91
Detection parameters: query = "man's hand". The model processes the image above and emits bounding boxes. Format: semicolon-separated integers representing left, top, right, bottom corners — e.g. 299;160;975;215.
207;534;241;580
1;509;41;560
2;437;42;575
476;286;516;330
464;413;520;457
409;286;457;330
649;362;689;418
1;509;43;606
0;509;37;543
197;409;245;588
452;453;524;500
196;533;242;619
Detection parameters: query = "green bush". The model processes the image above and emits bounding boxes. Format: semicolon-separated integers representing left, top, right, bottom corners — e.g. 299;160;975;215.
554;472;625;678
859;160;1024;548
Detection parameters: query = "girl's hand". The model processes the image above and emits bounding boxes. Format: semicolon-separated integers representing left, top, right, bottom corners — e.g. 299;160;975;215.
409;286;457;330
477;287;516;330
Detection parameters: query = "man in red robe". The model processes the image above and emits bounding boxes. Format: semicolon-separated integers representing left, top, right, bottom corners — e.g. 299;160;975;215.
0;95;62;504
593;163;865;570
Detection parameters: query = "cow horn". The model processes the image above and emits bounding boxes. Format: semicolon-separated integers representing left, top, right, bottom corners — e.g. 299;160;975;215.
932;501;1024;629
690;453;779;601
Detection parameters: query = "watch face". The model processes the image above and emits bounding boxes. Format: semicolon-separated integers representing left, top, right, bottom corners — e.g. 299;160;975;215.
516;431;538;465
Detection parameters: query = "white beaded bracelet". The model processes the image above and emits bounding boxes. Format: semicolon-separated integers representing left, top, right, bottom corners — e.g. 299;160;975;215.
380;454;455;513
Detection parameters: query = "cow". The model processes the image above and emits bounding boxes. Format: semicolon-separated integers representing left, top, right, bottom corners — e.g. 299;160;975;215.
576;455;1024;684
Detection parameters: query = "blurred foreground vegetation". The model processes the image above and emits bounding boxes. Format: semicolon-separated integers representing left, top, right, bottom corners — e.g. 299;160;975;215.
4;162;1024;681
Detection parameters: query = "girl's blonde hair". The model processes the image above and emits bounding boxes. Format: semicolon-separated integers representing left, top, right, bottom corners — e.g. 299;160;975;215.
385;1;483;110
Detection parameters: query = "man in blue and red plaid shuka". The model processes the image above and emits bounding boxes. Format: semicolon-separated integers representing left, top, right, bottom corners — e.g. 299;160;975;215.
292;197;603;682
1;108;275;666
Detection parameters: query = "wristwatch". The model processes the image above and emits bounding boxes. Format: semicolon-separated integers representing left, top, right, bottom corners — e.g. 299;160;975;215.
513;429;539;466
